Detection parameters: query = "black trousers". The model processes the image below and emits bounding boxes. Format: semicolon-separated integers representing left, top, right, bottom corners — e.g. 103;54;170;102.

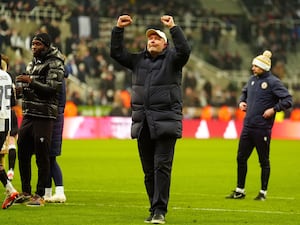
17;116;53;197
237;126;271;191
137;122;176;216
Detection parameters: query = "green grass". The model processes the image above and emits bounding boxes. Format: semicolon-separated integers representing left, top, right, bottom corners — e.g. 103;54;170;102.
1;138;300;225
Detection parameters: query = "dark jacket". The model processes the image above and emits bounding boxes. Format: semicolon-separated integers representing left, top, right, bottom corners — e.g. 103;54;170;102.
111;26;191;139
22;46;65;119
50;77;67;156
240;71;293;129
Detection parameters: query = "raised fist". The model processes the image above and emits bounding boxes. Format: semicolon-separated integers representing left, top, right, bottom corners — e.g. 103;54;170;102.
117;15;133;28
161;15;175;28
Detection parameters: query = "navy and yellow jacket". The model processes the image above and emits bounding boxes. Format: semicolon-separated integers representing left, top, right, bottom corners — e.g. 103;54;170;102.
240;71;293;129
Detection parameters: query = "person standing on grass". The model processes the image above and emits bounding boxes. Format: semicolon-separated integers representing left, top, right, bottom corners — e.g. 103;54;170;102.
15;32;64;206
0;54;19;182
110;15;191;224
0;56;19;209
44;71;68;203
5;107;18;182
226;50;292;201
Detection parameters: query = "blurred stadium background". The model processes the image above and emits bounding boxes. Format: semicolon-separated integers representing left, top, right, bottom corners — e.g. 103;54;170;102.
1;0;300;123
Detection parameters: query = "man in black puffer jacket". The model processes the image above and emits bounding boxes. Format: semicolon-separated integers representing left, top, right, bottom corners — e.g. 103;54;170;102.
111;15;191;224
15;33;64;206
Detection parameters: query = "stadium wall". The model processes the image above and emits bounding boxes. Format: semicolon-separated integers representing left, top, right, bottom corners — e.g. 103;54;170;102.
61;117;300;140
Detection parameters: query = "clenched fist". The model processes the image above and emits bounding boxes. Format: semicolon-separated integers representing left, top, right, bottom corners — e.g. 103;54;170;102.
117;15;133;28
161;15;175;29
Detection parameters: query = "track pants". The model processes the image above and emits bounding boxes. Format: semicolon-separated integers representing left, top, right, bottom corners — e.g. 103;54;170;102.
237;126;271;191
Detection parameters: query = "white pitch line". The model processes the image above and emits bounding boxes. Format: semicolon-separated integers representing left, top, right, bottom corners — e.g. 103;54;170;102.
172;206;300;215
59;202;300;216
67;189;296;200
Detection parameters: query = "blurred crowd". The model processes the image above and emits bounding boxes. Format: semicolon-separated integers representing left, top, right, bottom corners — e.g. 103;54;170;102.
243;0;300;63
1;0;300;119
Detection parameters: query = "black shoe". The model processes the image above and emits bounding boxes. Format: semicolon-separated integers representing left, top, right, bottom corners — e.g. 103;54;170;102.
254;192;266;201
14;192;32;204
144;214;153;223
226;190;245;199
151;214;165;224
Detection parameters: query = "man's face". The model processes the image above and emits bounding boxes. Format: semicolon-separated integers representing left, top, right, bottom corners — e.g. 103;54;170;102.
31;39;46;57
147;34;167;56
252;64;264;75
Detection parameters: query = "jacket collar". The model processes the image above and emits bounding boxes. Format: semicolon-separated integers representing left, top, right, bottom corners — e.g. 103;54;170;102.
144;46;168;59
258;71;271;78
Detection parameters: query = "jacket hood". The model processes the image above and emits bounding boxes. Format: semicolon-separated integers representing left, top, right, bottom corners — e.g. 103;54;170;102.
35;46;65;63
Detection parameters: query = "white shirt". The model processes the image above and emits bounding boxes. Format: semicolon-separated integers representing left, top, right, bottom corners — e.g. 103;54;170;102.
0;69;12;132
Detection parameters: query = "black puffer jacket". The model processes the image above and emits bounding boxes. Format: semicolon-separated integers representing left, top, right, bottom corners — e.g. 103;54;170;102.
111;26;191;139
22;46;65;119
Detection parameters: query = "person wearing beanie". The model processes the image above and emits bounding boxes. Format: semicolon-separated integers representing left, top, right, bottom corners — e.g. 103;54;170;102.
226;50;293;201
14;32;65;206
31;33;67;204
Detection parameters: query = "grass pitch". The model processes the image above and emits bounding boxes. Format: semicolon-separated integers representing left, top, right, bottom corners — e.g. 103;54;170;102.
1;138;299;225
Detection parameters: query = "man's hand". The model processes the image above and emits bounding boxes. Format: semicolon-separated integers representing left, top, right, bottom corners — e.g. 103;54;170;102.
16;75;32;83
263;107;276;119
161;15;175;29
117;15;133;28
239;102;247;112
